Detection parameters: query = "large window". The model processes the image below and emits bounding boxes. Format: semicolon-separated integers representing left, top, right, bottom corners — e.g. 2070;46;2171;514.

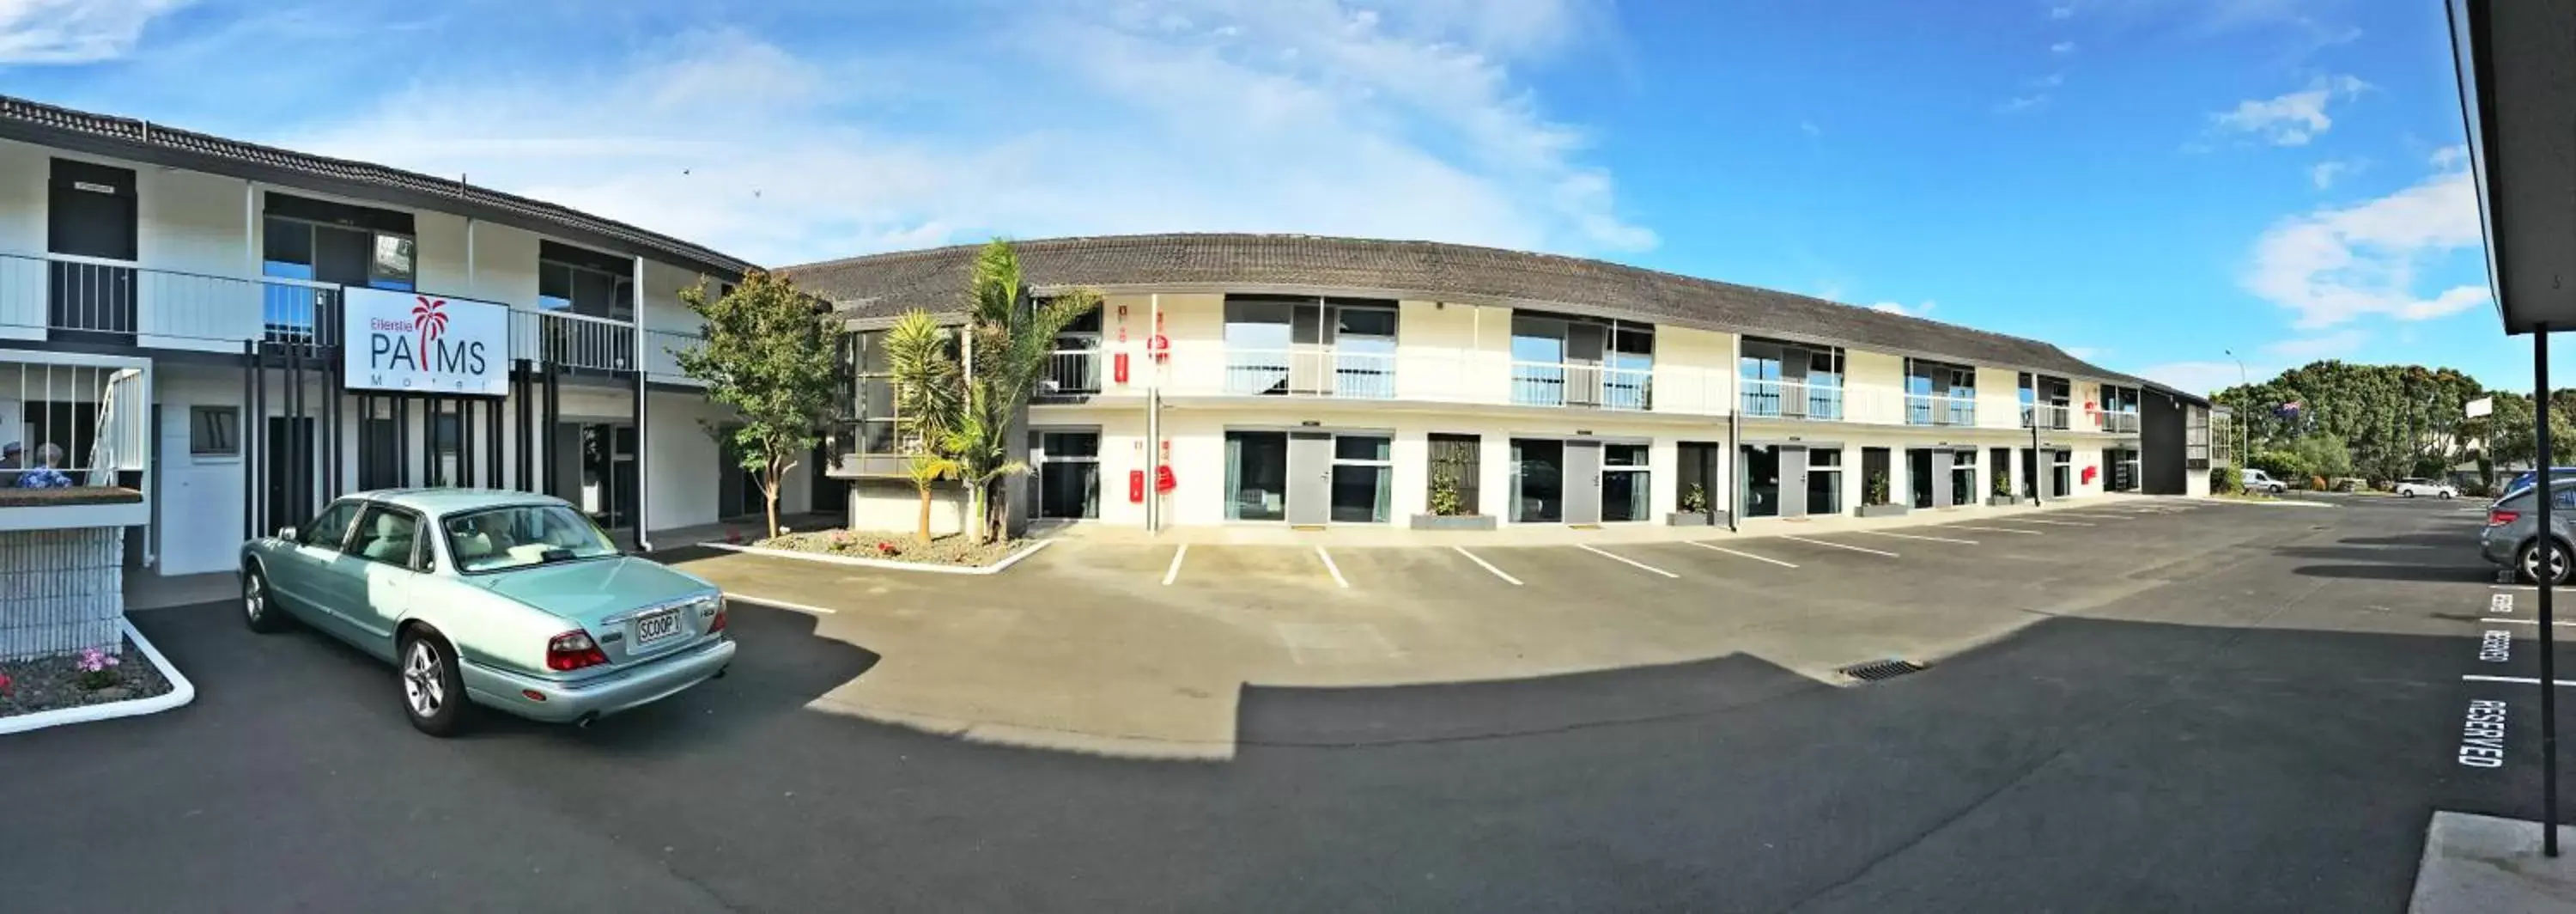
1225;431;1289;521
1740;338;1843;419
262;193;416;341
1807;448;1844;514
2050;448;2073;497
1029;430;1101;520
1330;435;1393;523
1221;296;1397;398
1510;438;1565;522
1602;443;1649;521
848;330;901;456
538;241;635;320
1510;312;1653;409
1951;449;1979;506
2020;373;2072;429
1905;359;1976;426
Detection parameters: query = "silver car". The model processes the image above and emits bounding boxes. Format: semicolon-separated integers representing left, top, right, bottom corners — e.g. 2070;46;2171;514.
2481;480;2576;584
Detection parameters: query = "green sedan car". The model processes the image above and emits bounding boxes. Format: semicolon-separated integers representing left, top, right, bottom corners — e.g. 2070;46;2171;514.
240;489;736;736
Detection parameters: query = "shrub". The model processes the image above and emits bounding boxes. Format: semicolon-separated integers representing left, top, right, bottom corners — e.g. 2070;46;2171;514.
1866;472;1892;506
1993;472;2012;497
1429;472;1467;516
1680;484;1710;514
74;648;120;691
2210;466;2241;494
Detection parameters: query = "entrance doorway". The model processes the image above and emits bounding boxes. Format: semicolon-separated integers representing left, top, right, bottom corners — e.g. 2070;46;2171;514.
559;423;636;529
1676;441;1721;521
1907;448;1935;509
1224;430;1288;521
1030;430;1101;521
1741;443;1780;518
264;416;315;526
716;424;762;520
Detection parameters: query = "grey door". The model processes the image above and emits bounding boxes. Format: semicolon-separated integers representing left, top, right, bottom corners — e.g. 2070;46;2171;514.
1930;449;1954;507
1563;439;1603;524
1286;431;1334;526
1779;445;1809;518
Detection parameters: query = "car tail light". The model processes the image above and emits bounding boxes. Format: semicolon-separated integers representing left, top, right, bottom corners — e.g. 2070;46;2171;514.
708;603;728;635
2490;509;2523;527
546;631;609;672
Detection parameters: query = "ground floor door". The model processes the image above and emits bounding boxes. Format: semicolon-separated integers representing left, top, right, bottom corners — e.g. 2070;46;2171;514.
1562;439;1603;525
562;422;636;529
1511;438;1565;523
1224;431;1288;521
2020;447;2040;499
1030;430;1101;521
1801;446;1838;515
1907;448;1936;509
1285;431;1334;526
1741;443;1781;518
358;401;400;491
264;416;314;527
2105;447;2139;492
716;424;761;519
1677;441;1721;521
1990;448;2012;501
810;444;848;515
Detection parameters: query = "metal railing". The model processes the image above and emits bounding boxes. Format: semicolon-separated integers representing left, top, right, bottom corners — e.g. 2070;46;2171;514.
1905;393;1978;427
1510;361;1651;410
0;251;343;349
1042;348;1103;394
2021;403;2071;430
1225;349;1398;399
513;309;635;373
1740;378;1846;421
2098;410;2141;434
642;328;704;383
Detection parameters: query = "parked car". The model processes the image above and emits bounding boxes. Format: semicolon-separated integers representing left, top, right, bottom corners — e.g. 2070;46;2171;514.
2482;480;2576;584
2499;467;2576;503
2240;468;2287;494
240;490;735;736
2393;478;2458;499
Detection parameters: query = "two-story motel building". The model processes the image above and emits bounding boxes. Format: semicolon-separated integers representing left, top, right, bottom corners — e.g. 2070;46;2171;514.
786;235;2215;536
0;93;2209;598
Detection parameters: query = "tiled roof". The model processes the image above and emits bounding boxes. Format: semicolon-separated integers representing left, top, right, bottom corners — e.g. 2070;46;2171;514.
0;94;756;277
781;233;2152;387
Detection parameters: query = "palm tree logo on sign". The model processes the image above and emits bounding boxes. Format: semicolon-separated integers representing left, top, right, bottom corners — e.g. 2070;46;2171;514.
411;296;447;367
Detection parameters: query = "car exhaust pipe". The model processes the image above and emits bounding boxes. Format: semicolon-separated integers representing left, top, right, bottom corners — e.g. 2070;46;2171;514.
574;712;599;728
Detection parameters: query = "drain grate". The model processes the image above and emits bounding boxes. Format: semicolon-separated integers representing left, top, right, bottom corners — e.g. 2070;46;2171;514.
1838;659;1927;682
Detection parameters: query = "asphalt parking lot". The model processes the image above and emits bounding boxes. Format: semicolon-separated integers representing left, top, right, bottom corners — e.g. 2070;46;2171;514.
2;494;2564;911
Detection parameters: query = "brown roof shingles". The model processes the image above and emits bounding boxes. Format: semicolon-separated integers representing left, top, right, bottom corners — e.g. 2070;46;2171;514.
780;233;2153;387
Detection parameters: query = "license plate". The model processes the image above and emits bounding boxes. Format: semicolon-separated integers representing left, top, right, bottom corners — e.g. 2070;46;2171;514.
631;608;682;647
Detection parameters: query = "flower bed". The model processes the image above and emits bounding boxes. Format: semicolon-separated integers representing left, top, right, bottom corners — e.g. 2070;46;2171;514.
752;529;1030;568
0;640;174;718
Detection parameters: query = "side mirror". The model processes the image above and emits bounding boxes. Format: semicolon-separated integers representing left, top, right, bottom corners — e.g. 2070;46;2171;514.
276;526;299;542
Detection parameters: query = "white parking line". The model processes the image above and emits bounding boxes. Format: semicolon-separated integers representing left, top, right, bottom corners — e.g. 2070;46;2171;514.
1945;524;2045;536
1315;546;1351;588
2050;513;2131;521
2463;673;2576;687
1854;530;1978;545
1162;545;1188;586
2008;518;2093;527
1578;544;1680;578
2481;618;2576;627
1782;535;1896;558
725;593;837;615
1685;541;1799;568
1450;546;1524;586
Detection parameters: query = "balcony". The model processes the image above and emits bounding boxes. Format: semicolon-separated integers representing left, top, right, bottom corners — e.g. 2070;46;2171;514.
1510;361;1651;410
1;252;343;350
510;309;635;373
1739;378;1845;421
1041;348;1103;396
1905;393;1978;427
2021;403;2071;430
2097;410;2141;434
642;328;707;386
1226;349;1397;399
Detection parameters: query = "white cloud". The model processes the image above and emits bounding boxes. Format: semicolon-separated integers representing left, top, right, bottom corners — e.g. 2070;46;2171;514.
2309;158;2363;190
2210;75;2369;147
283;1;1652;266
2244;155;2488;328
1997;94;2050;114
2264;329;2366;361
2136;360;2263;395
0;0;187;64
2050;40;2077;55
2430;144;2468;171
2049;3;2076;19
1870;300;1937;318
1799;119;1820;137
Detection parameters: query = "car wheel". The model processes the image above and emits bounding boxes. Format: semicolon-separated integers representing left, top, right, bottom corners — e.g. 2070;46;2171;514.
2402;491;2415;498
2522;539;2572;587
398;631;471;737
243;567;290;633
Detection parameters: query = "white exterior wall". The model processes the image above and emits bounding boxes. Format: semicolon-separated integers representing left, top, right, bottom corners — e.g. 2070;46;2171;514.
1976;366;2020;430
1844;350;1906;426
1652;326;1735;417
1154;294;1225;395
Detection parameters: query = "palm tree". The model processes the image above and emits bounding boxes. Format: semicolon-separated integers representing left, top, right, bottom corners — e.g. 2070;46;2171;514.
882;310;963;543
941;385;1026;545
950;240;1099;542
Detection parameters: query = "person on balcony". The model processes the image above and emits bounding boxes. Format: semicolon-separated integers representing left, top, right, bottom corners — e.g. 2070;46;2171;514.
0;442;19;486
15;443;72;489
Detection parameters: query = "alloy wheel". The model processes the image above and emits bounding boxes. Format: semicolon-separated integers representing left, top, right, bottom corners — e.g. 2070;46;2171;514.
243;576;263;622
2529;543;2568;585
403;639;445;718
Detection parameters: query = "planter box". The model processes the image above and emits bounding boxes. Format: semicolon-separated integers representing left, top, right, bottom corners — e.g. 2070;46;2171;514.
1664;511;1729;527
1408;514;1498;531
1987;496;2020;507
1856;503;1911;518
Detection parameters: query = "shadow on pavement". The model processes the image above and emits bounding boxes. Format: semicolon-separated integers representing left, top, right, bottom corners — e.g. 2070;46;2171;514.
1235;653;1821;747
2291;562;2494;583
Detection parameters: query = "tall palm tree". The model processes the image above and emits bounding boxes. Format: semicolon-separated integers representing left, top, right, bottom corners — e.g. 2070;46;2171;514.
948;240;1099;542
883;309;963;543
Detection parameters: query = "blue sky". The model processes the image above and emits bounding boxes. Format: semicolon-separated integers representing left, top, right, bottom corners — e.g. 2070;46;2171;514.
0;0;2516;393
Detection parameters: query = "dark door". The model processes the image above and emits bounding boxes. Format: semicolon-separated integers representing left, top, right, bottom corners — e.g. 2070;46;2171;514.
1562;440;1603;524
2020;448;2040;499
718;424;759;519
1990;448;2012;501
1429;434;1483;516
809;444;849;515
1676;441;1720;521
265;417;316;527
1741;444;1780;518
1513;439;1565;523
1863;448;1893;507
46;159;138;343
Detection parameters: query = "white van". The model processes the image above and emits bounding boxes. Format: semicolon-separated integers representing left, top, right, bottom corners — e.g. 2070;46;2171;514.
2240;469;2286;494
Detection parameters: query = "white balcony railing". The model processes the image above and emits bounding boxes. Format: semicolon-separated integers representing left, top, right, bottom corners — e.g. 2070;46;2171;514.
2097;410;2141;434
1509;361;1652;410
1740;378;1846;421
643;329;704;384
1905;393;1978;427
1225;348;1398;399
1041;348;1103;395
0;251;343;350
510;309;635;373
2022;403;2072;430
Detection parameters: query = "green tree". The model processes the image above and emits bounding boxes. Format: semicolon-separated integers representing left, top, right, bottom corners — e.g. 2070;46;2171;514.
2289;434;2353;481
674;271;841;539
882;310;964;543
951;241;1101;543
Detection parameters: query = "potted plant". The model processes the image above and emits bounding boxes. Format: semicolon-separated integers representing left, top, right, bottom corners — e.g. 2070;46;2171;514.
1987;472;2019;506
1666;483;1726;526
1409;470;1498;530
1858;471;1909;517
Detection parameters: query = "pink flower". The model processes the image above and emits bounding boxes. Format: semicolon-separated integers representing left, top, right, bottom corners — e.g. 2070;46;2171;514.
0;671;13;697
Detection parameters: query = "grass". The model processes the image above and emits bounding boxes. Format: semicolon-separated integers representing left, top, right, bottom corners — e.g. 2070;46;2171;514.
753;528;1029;567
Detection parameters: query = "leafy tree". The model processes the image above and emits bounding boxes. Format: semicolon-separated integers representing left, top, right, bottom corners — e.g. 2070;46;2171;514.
882;310;963;543
675;271;841;539
2289;434;2353;480
2247;448;2308;483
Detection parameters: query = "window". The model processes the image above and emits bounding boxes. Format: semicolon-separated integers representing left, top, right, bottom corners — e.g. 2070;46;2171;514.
348;506;425;570
1331;435;1393;523
1740;338;1842;419
189;405;238;458
442;504;621;573
1951;449;1978;506
2050;448;2074;497
538;241;635;320
1028;430;1101;521
848;330;900;456
301;500;361;550
1602;443;1649;521
1512;311;1652;408
1222;296;1398;398
262;196;416;342
1807;448;1844;514
1905;360;1976;425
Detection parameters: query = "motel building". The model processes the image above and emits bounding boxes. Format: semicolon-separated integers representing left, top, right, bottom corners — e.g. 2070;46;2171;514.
0;93;833;615
786;235;2216;537
0;92;2213;629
